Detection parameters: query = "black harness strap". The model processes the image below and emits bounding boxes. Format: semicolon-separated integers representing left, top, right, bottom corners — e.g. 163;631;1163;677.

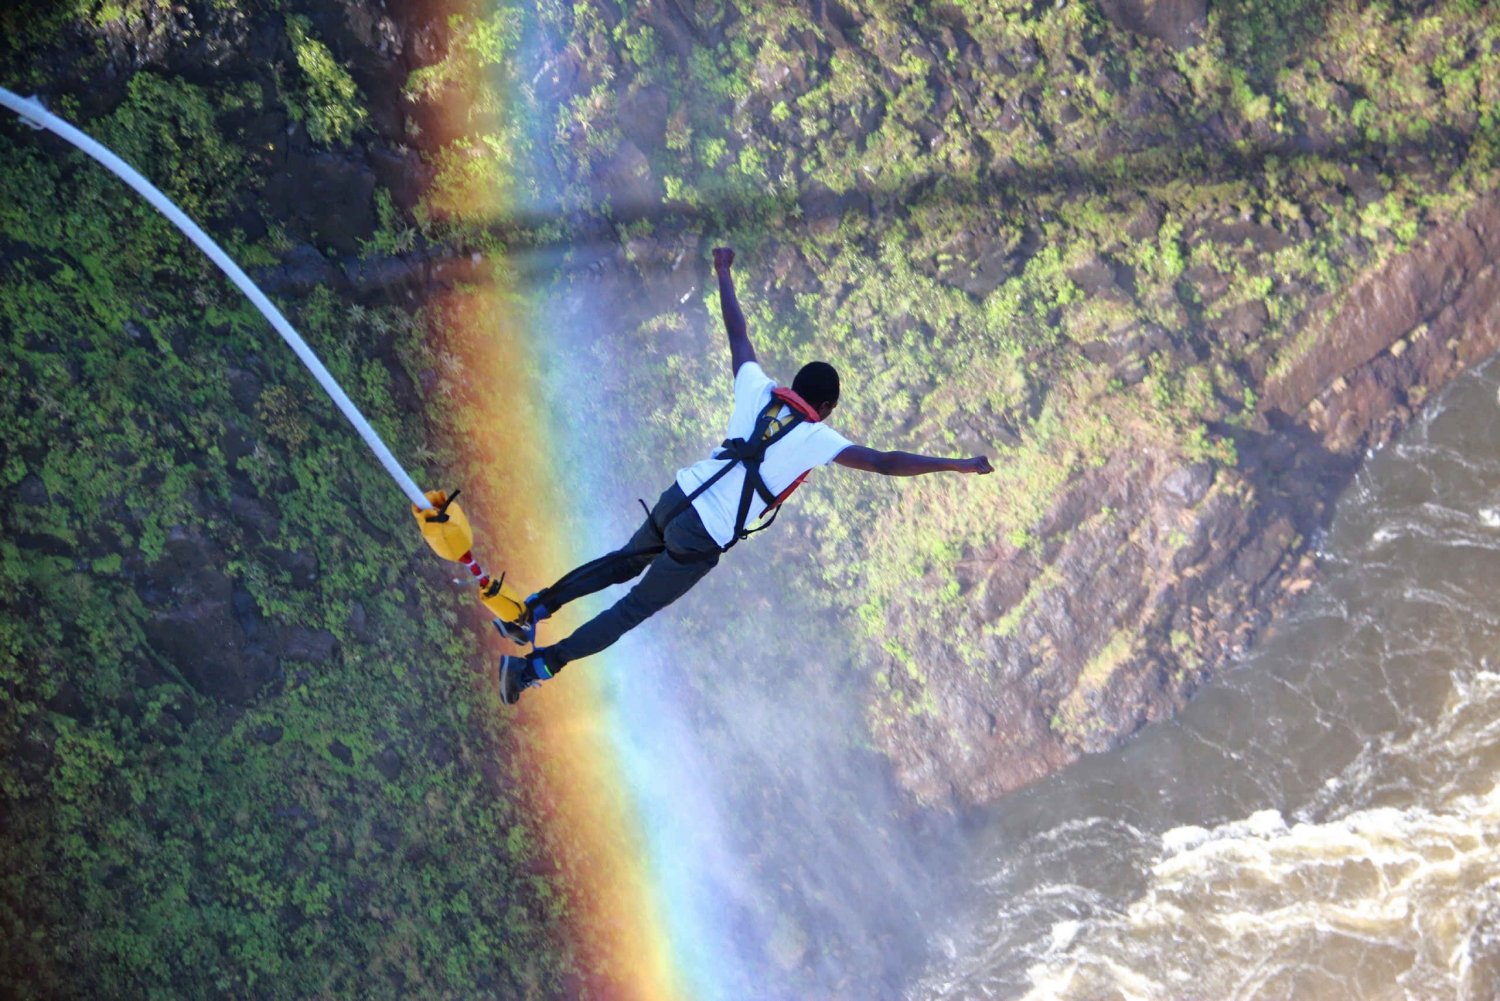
664;398;805;560
542;399;806;587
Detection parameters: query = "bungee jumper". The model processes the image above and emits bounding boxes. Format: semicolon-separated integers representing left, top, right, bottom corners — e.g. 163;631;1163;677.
494;247;993;704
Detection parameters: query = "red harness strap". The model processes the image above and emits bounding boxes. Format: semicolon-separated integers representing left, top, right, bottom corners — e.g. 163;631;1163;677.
765;387;822;509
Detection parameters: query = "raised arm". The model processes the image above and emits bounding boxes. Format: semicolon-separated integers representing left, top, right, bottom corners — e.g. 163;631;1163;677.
713;246;757;375
834;445;993;477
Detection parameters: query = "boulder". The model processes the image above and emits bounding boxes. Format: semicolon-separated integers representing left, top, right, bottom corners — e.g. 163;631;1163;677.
140;529;281;704
590;139;660;215
262;151;377;256
1096;0;1208;50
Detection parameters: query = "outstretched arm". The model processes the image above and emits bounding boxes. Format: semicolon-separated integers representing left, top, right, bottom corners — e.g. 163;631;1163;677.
713;247;757;375
834;445;993;477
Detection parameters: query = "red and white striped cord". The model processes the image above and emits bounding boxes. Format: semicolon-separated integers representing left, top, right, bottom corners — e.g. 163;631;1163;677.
457;550;500;593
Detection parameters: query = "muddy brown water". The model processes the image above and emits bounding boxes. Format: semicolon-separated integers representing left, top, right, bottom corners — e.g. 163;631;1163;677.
915;357;1500;1000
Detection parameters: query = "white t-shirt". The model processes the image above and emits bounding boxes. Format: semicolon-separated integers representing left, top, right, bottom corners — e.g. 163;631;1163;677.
676;362;853;547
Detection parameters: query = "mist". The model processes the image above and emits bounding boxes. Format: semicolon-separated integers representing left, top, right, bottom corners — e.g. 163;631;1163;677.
520;241;964;999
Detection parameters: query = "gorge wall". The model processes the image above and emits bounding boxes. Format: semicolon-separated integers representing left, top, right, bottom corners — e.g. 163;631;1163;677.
6;0;1498;815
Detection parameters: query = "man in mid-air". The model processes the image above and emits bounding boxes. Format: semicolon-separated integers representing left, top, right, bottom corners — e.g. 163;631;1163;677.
498;247;992;703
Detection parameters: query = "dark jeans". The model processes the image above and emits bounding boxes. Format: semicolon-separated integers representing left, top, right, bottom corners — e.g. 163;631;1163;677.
534;483;720;671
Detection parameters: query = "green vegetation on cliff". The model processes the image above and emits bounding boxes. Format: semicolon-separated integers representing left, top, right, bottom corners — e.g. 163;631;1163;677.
1;5;575;997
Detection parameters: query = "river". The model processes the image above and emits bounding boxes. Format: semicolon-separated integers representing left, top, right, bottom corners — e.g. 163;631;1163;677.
914;357;1500;1000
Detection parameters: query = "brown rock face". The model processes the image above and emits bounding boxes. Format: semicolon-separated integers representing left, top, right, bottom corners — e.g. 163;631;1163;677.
884;195;1500;807
1268;198;1500;452
139;528;281;703
1096;0;1208;50
137;526;340;703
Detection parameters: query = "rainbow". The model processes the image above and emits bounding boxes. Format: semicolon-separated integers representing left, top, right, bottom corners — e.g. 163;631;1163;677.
418;8;695;996
416;6;842;995
430;280;692;999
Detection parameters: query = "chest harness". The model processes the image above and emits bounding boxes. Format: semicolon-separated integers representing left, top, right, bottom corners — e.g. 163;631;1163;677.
670;386;822;553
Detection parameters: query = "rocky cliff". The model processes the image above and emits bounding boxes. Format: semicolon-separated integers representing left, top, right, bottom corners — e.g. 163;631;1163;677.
883;190;1500;805
1;4;587;996
5;0;1498;858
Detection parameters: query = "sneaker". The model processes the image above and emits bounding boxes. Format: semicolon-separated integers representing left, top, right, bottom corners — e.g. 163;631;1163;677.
492;615;534;646
499;654;548;705
492;593;548;646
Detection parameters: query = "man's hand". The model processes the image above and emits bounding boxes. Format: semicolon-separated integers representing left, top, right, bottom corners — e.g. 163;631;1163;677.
713;246;735;273
964;456;994;474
